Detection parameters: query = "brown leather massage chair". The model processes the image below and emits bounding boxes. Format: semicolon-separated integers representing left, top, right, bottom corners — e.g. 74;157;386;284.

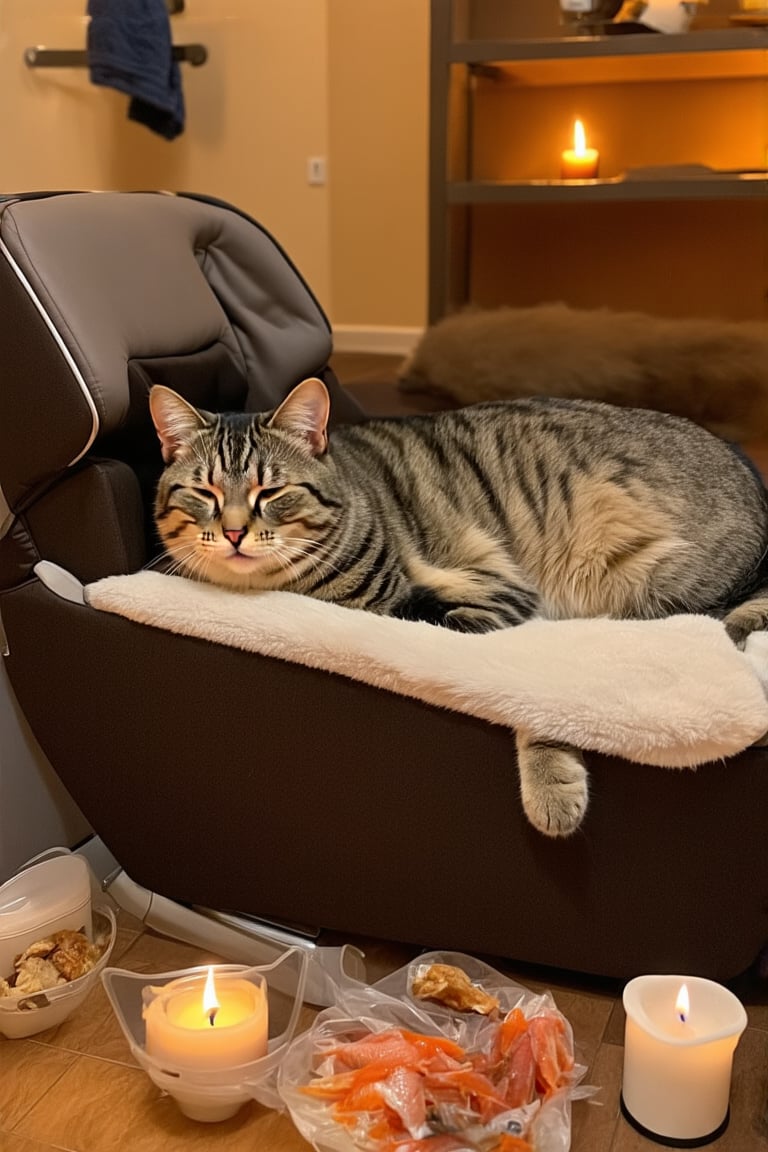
1;190;767;993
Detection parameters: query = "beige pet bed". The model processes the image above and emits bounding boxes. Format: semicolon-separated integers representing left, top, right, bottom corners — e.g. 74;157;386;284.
398;304;768;441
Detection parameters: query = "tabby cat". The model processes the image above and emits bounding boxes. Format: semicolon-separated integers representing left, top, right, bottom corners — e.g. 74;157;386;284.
150;379;768;838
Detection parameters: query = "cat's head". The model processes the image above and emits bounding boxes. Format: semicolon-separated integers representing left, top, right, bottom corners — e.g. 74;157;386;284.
149;378;340;590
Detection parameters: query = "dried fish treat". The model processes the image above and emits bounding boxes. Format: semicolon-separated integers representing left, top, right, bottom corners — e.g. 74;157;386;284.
412;963;501;1015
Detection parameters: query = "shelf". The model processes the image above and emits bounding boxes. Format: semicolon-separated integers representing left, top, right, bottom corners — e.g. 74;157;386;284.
447;169;768;204
468;47;768;86
429;2;768;322
450;26;768;65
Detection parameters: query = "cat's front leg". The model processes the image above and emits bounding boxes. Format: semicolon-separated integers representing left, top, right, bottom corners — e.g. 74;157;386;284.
442;580;540;633
402;552;539;633
443;605;521;633
395;578;538;632
515;730;589;837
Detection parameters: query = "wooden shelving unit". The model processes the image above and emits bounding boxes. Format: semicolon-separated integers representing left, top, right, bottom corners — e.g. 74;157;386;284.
429;1;768;323
450;26;768;65
448;170;768;204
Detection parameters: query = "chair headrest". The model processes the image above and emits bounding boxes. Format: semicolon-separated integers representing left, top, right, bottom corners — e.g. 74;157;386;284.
0;191;333;511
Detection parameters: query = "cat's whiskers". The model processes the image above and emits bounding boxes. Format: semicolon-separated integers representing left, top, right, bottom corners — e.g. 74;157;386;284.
163;556;198;580
142;551;175;572
162;543;211;581
148;534;214;571
267;539;308;581
275;535;345;580
155;545;196;574
181;550;217;583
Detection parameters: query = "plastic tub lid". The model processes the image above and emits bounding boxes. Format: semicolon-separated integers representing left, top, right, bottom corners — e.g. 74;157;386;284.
0;855;91;938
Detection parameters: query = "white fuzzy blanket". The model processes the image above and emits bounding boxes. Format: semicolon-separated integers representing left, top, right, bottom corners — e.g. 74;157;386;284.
86;571;768;768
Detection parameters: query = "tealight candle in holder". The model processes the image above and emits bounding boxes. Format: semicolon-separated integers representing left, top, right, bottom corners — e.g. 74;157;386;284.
144;965;268;1073
622;974;747;1146
102;948;308;1123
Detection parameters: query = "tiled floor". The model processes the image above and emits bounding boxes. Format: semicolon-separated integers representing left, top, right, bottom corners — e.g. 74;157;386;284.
2;908;768;1151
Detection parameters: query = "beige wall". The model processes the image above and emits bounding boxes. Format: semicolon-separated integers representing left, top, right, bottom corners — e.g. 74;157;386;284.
327;0;430;329
1;0;332;305
0;0;430;329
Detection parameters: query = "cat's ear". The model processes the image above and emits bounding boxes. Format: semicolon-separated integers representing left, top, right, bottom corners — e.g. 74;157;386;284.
269;378;330;456
149;385;207;463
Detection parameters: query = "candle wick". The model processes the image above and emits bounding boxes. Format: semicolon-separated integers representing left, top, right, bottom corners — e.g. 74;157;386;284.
679;1012;687;1024
207;1008;218;1027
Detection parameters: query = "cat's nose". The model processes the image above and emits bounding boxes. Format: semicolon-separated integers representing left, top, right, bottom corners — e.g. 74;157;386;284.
223;527;247;548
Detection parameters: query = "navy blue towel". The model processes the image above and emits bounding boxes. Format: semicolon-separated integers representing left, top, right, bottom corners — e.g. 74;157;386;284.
86;0;185;141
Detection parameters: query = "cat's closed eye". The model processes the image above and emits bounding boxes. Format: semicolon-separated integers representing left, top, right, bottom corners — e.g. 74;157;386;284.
167;485;220;516
261;488;304;521
191;486;222;509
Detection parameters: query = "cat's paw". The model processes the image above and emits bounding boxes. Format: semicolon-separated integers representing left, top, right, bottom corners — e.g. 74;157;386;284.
723;598;768;649
516;738;588;837
443;606;507;634
723;616;751;650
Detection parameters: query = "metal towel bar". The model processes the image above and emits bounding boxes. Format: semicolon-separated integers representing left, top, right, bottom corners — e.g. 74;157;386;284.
24;44;207;68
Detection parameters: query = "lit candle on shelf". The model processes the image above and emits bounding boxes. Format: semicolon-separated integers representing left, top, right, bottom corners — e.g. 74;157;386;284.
143;966;269;1072
560;119;600;179
622;974;747;1146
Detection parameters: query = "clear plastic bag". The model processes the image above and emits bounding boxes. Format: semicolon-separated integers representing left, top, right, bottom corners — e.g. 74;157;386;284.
278;950;594;1152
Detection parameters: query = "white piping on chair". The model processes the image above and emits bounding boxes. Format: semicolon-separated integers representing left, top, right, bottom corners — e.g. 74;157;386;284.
0;237;99;467
0;485;12;540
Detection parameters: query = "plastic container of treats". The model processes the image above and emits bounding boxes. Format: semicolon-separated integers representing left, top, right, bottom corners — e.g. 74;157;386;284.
0;855;93;988
0;853;117;1039
0;905;116;1038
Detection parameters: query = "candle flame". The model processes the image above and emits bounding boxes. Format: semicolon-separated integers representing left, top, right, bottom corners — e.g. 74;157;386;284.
573;119;587;156
675;982;690;1023
203;966;220;1027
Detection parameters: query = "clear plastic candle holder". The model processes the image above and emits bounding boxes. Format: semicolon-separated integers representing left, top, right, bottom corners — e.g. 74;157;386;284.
102;946;308;1122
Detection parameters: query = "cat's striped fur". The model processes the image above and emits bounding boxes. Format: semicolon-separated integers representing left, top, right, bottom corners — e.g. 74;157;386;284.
150;379;768;837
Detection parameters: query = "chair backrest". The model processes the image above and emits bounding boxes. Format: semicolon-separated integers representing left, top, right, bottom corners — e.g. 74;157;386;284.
0;191;360;587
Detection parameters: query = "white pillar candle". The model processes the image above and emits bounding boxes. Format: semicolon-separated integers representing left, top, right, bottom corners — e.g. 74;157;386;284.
143;967;268;1073
622;974;746;1145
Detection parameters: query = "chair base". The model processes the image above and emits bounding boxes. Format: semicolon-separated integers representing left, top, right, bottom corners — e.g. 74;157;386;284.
77;835;366;1006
